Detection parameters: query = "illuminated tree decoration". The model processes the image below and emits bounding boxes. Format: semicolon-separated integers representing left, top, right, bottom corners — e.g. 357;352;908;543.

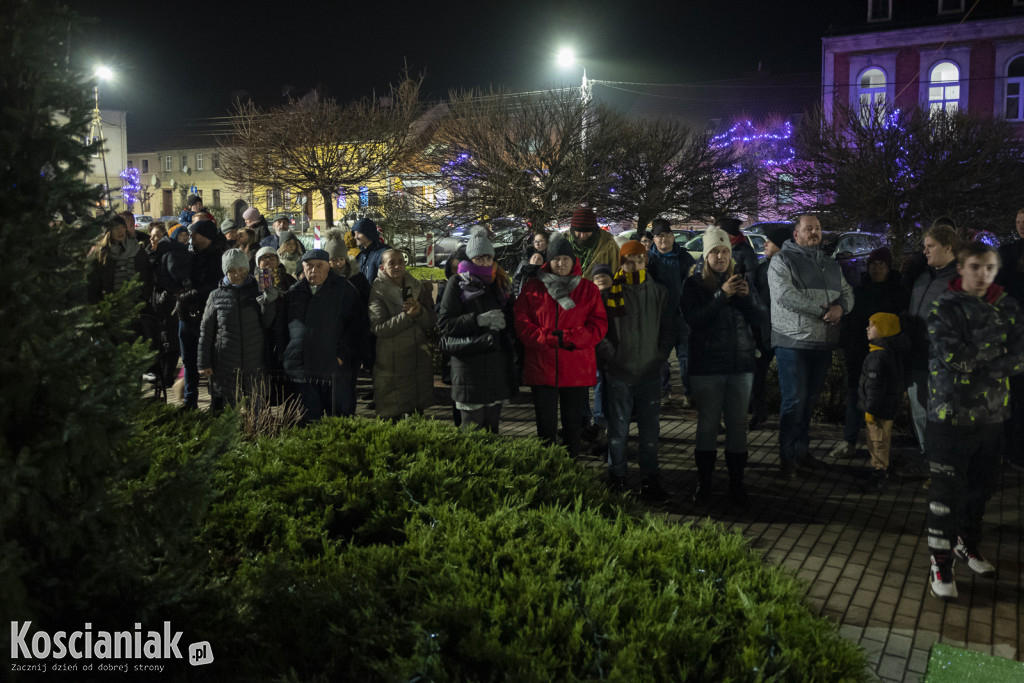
710;119;795;167
119;167;140;209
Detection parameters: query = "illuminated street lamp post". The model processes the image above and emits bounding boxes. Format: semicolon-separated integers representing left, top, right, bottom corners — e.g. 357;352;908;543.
91;66;113;207
556;47;594;148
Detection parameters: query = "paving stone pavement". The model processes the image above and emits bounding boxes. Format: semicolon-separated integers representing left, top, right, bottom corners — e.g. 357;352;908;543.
166;374;1023;683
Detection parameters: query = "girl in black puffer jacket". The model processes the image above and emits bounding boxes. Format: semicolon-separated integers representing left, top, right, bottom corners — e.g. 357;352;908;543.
199;249;275;411
681;228;765;506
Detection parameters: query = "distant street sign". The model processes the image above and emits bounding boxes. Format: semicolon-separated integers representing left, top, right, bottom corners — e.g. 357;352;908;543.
190;185;198;195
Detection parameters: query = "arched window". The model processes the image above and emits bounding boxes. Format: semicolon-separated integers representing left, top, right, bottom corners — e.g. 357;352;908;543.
858;68;887;123
1006;56;1024;120
929;61;960;115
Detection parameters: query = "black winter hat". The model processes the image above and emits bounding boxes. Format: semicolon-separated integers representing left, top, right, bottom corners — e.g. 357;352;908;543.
547;232;576;260
718;217;743;236
766;226;793;249
353;217;379;242
192;219;218;241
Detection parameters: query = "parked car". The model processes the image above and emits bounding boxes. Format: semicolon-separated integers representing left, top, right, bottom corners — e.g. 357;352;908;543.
133;214;154;229
821;230;887;284
617;227;696;247
271;211;311;234
682;231;766;262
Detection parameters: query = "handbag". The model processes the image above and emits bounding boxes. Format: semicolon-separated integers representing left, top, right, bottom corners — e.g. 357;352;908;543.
440;330;499;358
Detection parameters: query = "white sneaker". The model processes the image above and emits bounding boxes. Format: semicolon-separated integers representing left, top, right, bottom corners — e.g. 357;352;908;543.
954;539;996;576
929;559;958;601
827;442;856;459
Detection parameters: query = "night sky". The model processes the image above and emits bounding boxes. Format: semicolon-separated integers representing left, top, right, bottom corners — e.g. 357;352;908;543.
72;0;840;141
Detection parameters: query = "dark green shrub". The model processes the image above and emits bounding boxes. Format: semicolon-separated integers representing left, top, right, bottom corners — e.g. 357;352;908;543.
113;414;867;682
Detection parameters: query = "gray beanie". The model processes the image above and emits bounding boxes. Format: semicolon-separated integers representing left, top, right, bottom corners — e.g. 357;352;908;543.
324;228;346;259
220;219;236;233
278;229;298;247
255;246;278;264
466;226;495;259
547;232;576;260
222;248;250;274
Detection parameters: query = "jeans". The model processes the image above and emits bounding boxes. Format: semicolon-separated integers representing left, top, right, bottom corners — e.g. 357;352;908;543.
842;353;864;445
531;385;589;457
776;347;833;465
661;337;690;396
606;376;662;479
690;373;754;453
178;317;201;408
907;370;929;455
297;371;356;424
592;369;607;427
925;422;1002;561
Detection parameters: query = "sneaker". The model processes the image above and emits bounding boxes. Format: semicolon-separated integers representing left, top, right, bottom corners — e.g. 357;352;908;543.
929;558;958;601
640;479;671;505
142;372;157;383
860;468;888;493
954;539;996;576
827;442;856;459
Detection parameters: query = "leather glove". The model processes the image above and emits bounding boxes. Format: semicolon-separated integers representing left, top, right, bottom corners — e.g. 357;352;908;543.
477;309;506;331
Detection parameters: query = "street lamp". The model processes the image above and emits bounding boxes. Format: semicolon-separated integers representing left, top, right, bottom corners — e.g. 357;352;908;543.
91;66;114;208
556;47;593;147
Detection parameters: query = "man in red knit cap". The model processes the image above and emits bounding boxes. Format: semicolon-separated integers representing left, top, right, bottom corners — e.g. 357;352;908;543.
566;206;619;280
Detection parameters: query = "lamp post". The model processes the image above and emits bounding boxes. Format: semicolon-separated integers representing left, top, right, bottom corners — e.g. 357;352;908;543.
91;66;113;208
556;48;594;148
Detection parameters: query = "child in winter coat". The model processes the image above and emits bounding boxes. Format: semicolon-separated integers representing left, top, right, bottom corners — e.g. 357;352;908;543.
198;249;274;411
277;230;305;279
857;312;910;491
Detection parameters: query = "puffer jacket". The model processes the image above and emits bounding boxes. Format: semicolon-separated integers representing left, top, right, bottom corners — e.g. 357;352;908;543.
437;271;518;405
648;242;695;343
857;333;910;419
906;259;958;372
357;240;390;283
198;278;271;398
176;239;228;320
514;260;608;387
596;275;674;383
277;271;368;381
369;272;436;418
768;240;854;349
926;279;1024;426
682;272;764;376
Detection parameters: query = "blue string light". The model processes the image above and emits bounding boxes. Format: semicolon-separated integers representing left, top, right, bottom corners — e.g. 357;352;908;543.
119;167;141;209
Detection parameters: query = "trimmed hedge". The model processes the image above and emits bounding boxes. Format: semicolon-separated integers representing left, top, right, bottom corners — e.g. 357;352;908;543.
104;407;867;682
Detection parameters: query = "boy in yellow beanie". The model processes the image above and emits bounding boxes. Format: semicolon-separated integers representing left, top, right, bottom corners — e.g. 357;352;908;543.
857;312;910;490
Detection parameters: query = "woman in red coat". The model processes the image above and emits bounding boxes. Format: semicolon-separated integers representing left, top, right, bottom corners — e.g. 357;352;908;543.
514;232;608;457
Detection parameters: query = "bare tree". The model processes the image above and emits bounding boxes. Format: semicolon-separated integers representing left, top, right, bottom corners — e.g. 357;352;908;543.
592;113;756;229
216;76;425;229
789;103;1024;255
423;88;615;231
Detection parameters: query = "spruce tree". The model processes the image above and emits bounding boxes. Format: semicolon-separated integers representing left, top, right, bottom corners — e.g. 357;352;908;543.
0;0;152;627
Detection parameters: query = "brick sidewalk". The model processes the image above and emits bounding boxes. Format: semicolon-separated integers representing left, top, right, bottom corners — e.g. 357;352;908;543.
170;376;1023;683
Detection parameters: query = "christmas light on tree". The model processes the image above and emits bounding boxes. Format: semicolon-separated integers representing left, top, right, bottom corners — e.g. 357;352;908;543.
119;167;141;209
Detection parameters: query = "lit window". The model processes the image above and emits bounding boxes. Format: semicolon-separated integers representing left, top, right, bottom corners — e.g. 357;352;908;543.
928;61;960;115
858;68;887;123
196;153;204;171
1006;56;1024;120
165;156;172;172
181;155;187;170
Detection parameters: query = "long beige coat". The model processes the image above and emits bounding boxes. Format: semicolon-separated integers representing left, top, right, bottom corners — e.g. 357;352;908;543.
368;272;436;418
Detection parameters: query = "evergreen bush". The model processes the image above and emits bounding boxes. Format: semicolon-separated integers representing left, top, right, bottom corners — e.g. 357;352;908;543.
109;411;868;682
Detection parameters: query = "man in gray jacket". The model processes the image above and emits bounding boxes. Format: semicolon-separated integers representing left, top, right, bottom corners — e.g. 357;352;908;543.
768;214;854;477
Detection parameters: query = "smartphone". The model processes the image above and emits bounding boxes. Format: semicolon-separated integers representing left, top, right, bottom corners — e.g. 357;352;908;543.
734;263;747;278
257;267;273;292
402;286;412;301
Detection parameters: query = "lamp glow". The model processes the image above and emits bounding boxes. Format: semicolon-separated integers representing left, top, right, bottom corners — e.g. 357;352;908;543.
556;48;575;68
95;66;113;81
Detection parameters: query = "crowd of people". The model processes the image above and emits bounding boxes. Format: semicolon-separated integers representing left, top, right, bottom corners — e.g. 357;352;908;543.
87;199;1024;603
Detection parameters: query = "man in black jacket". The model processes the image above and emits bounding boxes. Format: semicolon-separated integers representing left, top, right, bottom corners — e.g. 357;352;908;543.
277;249;369;423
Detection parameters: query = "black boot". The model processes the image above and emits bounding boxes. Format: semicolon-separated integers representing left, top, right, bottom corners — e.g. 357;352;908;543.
725;451;749;507
692;450;717;504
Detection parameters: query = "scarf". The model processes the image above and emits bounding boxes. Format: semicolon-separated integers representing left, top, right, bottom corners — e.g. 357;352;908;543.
279;249;301;277
606;269;645;316
457;260;494;302
539;270;580;310
566;231;598;273
868;343;883;353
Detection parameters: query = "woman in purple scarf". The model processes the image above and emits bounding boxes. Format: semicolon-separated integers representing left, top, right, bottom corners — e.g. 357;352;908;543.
437;227;520;432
